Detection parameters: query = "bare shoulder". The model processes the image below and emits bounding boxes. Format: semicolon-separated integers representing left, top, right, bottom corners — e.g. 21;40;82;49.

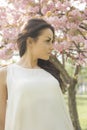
0;66;7;76
0;66;7;85
0;66;7;72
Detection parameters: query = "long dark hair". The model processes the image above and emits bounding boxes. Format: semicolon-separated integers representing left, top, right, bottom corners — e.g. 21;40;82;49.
17;18;62;88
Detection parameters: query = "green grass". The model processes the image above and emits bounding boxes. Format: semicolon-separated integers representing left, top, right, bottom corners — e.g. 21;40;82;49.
76;95;87;130
64;94;87;130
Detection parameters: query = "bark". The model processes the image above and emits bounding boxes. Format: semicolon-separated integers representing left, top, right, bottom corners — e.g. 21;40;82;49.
68;78;81;130
49;55;71;86
68;65;81;130
49;54;82;130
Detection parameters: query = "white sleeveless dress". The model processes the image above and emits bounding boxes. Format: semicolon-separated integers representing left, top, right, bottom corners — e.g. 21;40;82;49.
5;64;74;130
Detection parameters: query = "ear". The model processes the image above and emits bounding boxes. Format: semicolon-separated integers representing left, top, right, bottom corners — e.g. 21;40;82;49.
26;37;33;45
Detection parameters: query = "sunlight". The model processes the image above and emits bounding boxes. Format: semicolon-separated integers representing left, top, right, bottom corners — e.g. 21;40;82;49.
71;0;86;11
0;0;8;7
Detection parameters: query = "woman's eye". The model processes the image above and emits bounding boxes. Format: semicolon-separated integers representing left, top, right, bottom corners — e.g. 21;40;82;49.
46;40;54;44
51;39;55;43
46;40;50;42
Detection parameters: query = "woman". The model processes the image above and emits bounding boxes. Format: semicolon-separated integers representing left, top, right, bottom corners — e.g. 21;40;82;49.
0;18;74;130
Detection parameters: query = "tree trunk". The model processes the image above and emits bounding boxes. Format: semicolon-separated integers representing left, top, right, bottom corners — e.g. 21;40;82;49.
68;78;81;130
50;55;82;130
68;65;81;130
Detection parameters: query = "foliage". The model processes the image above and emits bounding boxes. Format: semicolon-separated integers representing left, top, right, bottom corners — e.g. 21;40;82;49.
64;94;87;130
0;1;87;129
0;0;87;66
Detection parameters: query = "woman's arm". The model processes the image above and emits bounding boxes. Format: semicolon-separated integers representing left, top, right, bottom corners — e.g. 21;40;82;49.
0;67;7;130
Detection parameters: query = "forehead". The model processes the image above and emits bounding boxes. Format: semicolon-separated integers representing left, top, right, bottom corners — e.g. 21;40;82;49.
39;28;53;38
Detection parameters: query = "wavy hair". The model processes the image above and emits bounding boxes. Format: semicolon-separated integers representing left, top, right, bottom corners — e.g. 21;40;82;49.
17;18;62;89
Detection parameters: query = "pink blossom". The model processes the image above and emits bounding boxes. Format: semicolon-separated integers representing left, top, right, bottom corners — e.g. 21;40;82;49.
84;40;87;49
47;1;55;10
70;35;84;43
40;0;48;3
79;53;84;61
28;6;39;13
55;1;62;9
85;0;87;2
41;6;48;15
0;0;87;65
55;1;69;12
0;9;7;27
11;0;35;10
64;1;71;8
54;43;64;53
84;40;87;44
0;48;13;60
0;11;6;19
2;27;18;40
46;16;61;30
0;48;7;59
68;9;83;24
58;16;68;28
54;41;70;53
66;22;79;29
76;53;86;65
84;9;87;15
6;43;16;50
0;42;4;47
41;1;55;15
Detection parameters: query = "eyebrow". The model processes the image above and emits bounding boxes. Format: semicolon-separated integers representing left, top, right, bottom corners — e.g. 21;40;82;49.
45;37;52;40
45;37;54;43
44;36;54;42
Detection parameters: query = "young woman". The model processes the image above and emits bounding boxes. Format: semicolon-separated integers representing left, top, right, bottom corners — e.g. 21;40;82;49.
0;18;74;130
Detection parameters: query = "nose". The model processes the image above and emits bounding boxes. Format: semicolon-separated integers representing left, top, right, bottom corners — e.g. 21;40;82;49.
50;43;54;51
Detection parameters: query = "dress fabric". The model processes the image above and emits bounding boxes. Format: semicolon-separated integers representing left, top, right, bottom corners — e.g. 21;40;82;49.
5;64;74;130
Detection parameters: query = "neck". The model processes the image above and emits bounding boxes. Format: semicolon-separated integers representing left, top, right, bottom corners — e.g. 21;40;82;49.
17;51;38;69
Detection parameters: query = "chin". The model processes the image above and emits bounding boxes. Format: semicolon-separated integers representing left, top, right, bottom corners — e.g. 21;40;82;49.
42;56;50;60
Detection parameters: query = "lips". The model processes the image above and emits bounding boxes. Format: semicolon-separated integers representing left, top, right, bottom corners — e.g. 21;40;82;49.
48;52;51;54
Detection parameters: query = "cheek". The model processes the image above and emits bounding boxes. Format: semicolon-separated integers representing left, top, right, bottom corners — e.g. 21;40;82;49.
38;44;47;52
41;46;48;54
34;42;49;56
42;43;49;50
34;46;44;55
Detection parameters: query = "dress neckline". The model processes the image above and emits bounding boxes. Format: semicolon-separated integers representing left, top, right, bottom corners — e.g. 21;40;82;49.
14;63;43;71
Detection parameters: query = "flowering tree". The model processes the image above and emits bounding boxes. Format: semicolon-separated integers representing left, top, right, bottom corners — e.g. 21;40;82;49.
0;0;87;130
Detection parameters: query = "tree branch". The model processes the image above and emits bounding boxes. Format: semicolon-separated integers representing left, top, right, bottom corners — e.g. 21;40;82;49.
49;54;72;85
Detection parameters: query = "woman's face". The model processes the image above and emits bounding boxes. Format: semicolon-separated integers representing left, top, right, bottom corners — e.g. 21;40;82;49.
30;28;54;60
